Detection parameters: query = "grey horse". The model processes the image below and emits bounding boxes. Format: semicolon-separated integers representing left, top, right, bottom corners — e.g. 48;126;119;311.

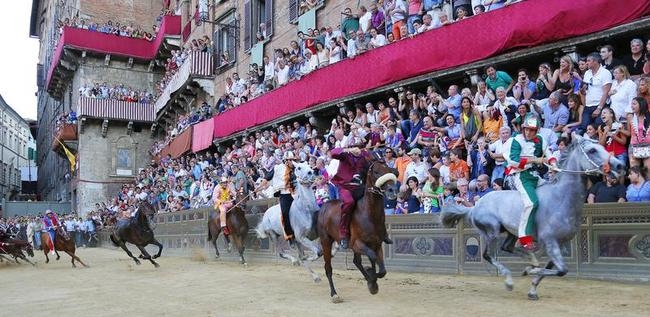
256;161;323;282
441;134;624;300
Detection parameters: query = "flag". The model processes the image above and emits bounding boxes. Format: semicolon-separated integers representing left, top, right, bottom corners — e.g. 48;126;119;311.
56;138;76;172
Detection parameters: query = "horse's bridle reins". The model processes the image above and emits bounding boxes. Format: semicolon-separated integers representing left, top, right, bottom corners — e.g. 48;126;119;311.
544;140;610;176
366;161;395;197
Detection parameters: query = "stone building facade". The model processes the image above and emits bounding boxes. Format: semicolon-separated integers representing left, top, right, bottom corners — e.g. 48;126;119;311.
0;95;32;200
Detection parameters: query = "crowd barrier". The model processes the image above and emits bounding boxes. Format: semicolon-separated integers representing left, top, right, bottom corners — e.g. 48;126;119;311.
98;200;650;282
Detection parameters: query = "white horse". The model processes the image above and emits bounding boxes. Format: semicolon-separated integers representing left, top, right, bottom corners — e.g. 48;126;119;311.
441;134;624;300
256;161;323;282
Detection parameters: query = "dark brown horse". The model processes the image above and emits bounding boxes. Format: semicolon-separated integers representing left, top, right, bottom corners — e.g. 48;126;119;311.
0;237;35;266
207;194;249;266
41;226;88;268
317;159;398;303
110;201;163;267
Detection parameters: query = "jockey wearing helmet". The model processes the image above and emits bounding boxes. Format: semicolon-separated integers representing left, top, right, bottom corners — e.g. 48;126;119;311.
213;176;237;238
330;146;393;250
267;150;298;244
502;114;558;252
42;209;60;254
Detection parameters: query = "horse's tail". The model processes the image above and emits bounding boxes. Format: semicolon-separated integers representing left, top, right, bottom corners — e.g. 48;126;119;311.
109;234;119;247
440;203;474;228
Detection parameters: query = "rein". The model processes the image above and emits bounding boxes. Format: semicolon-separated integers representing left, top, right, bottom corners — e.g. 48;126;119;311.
545;141;609;175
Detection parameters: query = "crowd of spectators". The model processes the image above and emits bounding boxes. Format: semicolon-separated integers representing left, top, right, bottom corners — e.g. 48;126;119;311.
108;1;650;217
0;212;101;250
79;82;156;104
156;35;213;98
55;111;78;132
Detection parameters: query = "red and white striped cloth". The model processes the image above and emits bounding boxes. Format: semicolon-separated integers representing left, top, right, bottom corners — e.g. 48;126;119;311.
190;51;213;77
78;98;155;122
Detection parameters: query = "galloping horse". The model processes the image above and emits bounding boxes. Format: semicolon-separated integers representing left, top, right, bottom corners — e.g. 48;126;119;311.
41;226;88;268
207;191;249;266
110;200;163;267
0;236;35;266
441;134;624;300
256;161;322;282
318;158;398;303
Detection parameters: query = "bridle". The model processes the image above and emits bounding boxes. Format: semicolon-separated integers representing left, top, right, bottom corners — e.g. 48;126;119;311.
366;161;394;197
545;140;609;175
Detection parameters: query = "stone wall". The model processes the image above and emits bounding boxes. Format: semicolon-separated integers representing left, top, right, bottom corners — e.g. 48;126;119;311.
75;119;155;215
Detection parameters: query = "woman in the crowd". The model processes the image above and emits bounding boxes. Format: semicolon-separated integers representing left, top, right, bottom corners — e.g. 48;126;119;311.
563;94;585;134
315;41;329;68
552;55;579;102
627;97;650;178
536;62;554;100
626;166;650;202
420;168;444;213
597;107;629;168
609;65;637;121
404;176;423;214
459;97;482;145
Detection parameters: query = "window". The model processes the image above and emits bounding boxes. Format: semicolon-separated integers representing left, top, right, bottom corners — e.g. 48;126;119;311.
214;10;237;71
244;0;274;51
289;0;323;23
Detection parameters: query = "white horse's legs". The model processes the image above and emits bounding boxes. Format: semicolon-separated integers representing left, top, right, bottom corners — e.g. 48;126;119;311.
527;261;554;300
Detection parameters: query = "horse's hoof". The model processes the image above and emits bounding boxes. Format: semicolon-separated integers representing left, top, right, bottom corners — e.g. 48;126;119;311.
313;275;321;283
152;255;160;259
368;281;379;295
330;294;343;304
153;263;160;268
242;262;248;268
134;260;141;265
377;271;387;279
505;282;514;291
215;254;220;259
528;293;539;301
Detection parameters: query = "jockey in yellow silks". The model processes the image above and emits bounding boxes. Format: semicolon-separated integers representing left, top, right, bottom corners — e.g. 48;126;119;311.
502;114;558;252
213;176;236;237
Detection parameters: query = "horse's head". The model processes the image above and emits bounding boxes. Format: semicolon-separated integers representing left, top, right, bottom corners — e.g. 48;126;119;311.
366;160;399;200
293;161;315;184
566;133;625;176
136;200;157;229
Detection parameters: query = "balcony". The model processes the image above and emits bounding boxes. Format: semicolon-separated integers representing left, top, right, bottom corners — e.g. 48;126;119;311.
211;0;650;140
77;97;155;123
51;123;78;152
154;51;214;120
46;15;181;99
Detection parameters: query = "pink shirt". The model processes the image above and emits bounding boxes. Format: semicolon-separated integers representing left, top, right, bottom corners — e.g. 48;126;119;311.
408;0;422;15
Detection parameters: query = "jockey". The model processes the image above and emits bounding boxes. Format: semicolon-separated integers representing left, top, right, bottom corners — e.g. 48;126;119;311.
267;151;298;244
502;114;557;252
213;176;236;239
42;209;60;254
330;146;393;249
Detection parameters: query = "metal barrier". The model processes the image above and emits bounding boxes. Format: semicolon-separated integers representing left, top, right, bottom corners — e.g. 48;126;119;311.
99;201;650;281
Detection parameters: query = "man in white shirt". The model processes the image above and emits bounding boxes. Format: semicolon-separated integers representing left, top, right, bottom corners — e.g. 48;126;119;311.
582;52;612;127
418;14;439;33
404;148;429;184
368;28;387;49
275;59;290;86
263;55;275;83
346;31;358;58
488;126;512;182
358;5;372;33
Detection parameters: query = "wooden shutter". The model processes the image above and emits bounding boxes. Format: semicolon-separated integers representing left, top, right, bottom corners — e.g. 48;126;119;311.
265;0;274;37
243;0;251;50
213;29;221;63
289;0;298;23
227;20;236;62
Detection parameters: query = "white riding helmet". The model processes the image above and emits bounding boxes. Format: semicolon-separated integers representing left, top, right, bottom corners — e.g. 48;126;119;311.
220;176;229;183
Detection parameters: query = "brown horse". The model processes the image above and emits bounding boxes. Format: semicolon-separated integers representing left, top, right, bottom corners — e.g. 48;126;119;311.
41;227;88;268
110;200;163;267
0;237;35;266
317;159;398;303
207;194;249;266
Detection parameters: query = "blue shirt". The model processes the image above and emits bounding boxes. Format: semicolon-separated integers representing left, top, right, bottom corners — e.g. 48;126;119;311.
446;94;462;121
626;182;650;202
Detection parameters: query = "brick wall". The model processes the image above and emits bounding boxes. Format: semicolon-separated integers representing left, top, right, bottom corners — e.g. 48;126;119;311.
80;0;163;34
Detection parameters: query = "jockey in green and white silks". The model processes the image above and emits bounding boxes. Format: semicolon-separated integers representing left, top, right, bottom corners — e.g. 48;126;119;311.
502;114;557;251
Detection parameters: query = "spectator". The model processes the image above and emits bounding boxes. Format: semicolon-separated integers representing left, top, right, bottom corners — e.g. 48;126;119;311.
386;0;408;40
563;93;586;135
512;68;536;102
536;91;570;136
488;126;512;182
597;107;628;168
484;64;514;94
609;65;637;121
626;166;650;202
627;97;650;177
404;148;428;183
622;38;647;77
587;172;627;203
581;52;612;127
600;44;622;73
552;55;580;102
471;174;493;203
453;178;473;206
370;3;386;32
341;7;360;40
421;168;444;213
404;176;423;213
449;148;469;182
369;28;388;49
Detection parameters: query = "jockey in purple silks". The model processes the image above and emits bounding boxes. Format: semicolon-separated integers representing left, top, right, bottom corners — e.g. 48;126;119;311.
42;209;60;255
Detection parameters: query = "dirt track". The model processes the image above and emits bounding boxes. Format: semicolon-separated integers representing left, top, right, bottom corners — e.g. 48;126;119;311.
1;248;648;317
